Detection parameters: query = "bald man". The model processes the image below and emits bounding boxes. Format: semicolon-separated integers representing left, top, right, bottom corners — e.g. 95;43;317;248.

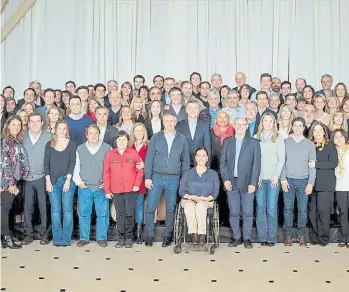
232;72;257;94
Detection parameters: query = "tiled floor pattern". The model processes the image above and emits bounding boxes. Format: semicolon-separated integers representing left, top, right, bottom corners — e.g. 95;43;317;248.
1;242;348;292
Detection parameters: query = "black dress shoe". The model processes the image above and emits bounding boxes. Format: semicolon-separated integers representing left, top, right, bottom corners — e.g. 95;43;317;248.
145;237;154;247
228;238;242;247
244;240;253;249
319;242;328;247
267;242;275;247
261;242;268;247
162;236;172;248
2;235;22;249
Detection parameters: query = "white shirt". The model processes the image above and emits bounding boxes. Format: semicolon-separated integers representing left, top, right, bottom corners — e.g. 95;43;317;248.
151;119;161;134
188;118;198;140
172;105;181;115
29;131;42;145
69;113;83;120
98;125;107;143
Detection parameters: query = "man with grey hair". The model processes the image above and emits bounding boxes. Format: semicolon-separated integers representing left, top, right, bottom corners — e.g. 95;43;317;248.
223;90;245;123
233;72;257;94
181;81;205;110
211;73;222;91
316;74;334;98
199;89;221;128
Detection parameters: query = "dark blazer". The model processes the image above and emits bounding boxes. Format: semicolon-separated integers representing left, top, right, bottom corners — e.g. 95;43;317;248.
164;106;187;123
314;142;338;192
220;136;261;193
233;86;257;96
17;97;45;109
176;119;211;166
104;95;111;108
103;124;119;147
144;119;164;140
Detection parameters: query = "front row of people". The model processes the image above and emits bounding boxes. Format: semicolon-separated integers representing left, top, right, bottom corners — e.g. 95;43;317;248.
1;112;349;250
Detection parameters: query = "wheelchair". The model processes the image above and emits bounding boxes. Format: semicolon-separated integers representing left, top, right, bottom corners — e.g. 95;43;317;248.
173;201;220;255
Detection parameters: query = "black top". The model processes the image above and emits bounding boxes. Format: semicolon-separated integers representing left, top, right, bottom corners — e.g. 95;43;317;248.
44;140;77;184
108;107;122;125
210;130;223;171
314;142;338;191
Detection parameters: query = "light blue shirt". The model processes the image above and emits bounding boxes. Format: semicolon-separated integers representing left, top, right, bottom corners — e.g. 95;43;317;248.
223;106;245;123
164;130;176;156
209;108;220;129
248;120;256;137
188;119;197;139
234;138;244;177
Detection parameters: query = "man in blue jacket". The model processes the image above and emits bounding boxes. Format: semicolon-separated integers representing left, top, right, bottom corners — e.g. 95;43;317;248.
144;113;190;247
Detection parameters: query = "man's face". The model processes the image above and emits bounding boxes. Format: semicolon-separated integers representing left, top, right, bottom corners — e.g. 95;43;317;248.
164;79;175;93
281;84;291;96
44;91;55;106
269;96;280;110
154;77;164;89
109;92;121;107
190;74;201;87
292;121;305;135
234;118;248;135
199;83;210;97
78;89;89;102
6;100;16;112
24;90;35;103
96;109;108;125
321;76;332;90
245;104;257;121
170;90;182;106
163;115;176;131
302;105;315;124
31;82;41;96
296;79;306;93
186;103;200;119
271;78;281;93
257;93;268;109
134;78;144;90
235;73;246;87
86;127;100;144
107;81;118;93
28;115;43;134
149;88;162;101
88;86;95;97
3;88;13;98
65;82;76;94
95;86;106;99
261;77;271;90
208;94;219;109
69;98;82;115
227;93;239;109
182;83;193;98
211;76;222;89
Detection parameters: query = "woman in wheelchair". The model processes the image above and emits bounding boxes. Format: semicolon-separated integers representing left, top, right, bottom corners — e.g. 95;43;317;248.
179;147;220;247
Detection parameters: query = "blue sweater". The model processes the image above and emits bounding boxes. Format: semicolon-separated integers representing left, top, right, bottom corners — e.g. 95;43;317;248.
64;116;93;146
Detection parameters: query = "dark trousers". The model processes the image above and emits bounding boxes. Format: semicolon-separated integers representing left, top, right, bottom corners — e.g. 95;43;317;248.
24;177;48;236
113;192;138;240
309;191;334;244
1;192;15;235
336;191;349;243
227;189;255;241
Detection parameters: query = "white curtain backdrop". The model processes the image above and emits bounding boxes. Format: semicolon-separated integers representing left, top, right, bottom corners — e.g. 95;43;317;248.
1;0;349;98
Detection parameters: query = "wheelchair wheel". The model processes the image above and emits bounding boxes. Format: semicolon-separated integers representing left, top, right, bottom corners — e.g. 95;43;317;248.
212;203;220;247
174;244;182;254
174;205;184;246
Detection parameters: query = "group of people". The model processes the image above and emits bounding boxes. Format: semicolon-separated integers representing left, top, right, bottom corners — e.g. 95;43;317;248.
1;72;349;251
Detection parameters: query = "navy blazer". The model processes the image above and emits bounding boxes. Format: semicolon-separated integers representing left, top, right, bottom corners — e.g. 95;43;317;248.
220;135;261;193
103;124;119;147
176;119;211;166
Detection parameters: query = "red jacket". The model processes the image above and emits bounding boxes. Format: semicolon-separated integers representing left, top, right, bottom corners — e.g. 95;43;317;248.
132;143;148;195
103;147;144;194
85;112;97;123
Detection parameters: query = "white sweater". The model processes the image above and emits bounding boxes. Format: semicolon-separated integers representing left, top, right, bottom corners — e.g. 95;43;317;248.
335;149;349;191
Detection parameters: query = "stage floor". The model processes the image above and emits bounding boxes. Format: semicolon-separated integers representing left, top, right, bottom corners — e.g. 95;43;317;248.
1;241;348;292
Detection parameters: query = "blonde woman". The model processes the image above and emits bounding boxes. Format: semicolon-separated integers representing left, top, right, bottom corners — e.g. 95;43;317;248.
45;106;63;134
22;103;35;115
130;96;147;123
333;129;349;247
17;109;29;132
130;123;148;243
329;110;348;134
115;106;133;134
314;94;330;126
277;104;294;139
325;95;340;115
254;113;285;246
44;120;76;246
143;100;164;139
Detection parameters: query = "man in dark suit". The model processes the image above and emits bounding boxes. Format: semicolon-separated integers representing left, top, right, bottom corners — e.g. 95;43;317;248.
176;100;211;167
245;102;258;137
36;89;65;125
16;88;41;110
255;91;278;131
220;117;261;249
96;107;118;147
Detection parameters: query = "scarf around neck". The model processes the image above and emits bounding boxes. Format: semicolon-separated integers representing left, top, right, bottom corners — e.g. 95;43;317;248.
213;123;234;145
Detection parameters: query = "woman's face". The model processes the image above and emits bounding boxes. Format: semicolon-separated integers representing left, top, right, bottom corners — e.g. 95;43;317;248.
334;113;344;125
139;88;148;100
221;88;229;99
313;124;325;141
9;119;21;137
62;93;70;106
240;87;250;100
89;100;99;113
262;115;275;132
327;96;337;109
336;85;345;98
116;136;128;150
54;91;62;104
19;112;28;125
334;132;346;148
195;149;208;167
48;108;60;123
122;107;132;121
151;102;161;117
216;112;229;128
281;106;292;120
122;84;132;97
303;87;313;101
56;123;68;138
133;125;145;141
314;98;325;111
24;104;34;115
133;99;143;111
343;100;349;113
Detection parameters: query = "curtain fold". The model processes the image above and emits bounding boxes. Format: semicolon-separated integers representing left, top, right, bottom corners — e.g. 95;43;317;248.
1;0;348;96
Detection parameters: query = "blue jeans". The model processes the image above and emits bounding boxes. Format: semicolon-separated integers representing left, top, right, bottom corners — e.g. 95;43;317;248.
48;176;75;245
256;180;280;243
283;178;309;237
145;175;180;238
78;188;109;241
136;194;144;224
